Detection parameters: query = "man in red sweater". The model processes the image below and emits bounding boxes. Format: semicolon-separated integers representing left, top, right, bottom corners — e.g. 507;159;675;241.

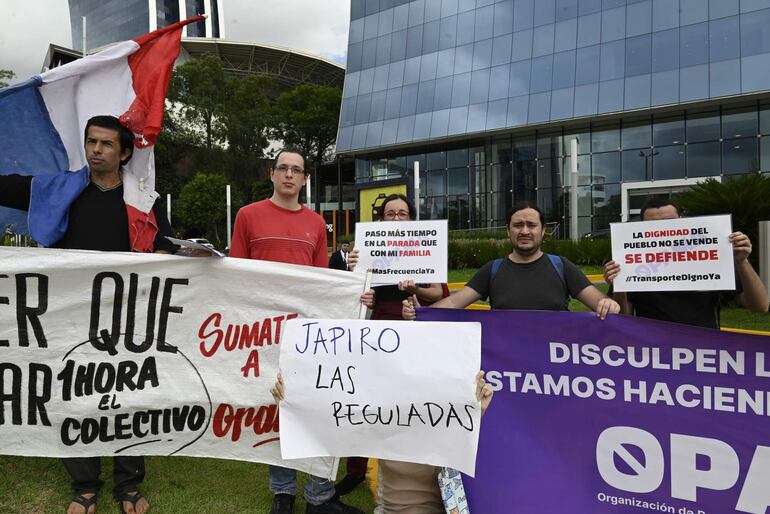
229;148;362;514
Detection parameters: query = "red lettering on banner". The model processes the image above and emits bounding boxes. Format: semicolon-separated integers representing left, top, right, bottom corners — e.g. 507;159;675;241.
198;312;298;358
212;403;280;443
240;350;260;377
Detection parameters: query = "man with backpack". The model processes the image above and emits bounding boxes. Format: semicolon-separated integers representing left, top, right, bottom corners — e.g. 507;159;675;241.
403;202;619;317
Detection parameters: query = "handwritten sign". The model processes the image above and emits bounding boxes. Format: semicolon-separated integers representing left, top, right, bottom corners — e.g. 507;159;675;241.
610;215;735;292
0;247;368;478
277;318;482;476
354;220;448;286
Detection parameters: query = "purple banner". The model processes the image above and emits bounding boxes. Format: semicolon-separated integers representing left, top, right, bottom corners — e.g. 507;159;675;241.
418;308;770;514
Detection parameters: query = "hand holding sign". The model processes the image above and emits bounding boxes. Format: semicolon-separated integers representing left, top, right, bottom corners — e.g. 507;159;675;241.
277;318;482;475
609;215;735;292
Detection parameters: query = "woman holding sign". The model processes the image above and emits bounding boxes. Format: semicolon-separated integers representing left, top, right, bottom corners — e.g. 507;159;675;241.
354;194;474;513
358;194;448;318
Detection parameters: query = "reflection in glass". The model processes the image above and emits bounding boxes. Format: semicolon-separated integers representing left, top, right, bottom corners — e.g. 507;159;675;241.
722;108;758;139
761;137;770;171
514;161;537;203
679;22;709;67
537;158;562;188
600;40;625;80
563;154;591;185
592;124;620;152
686;111;720;142
622;150;652;182
447;167;470;194
593;183;621;219
709;16;739;62
687;141;721;177
447;148;468;168
625;34;651;76
427;170;447;195
426;196;447;219
577;13;601;47
621;121;651;149
652;145;685;180
592;152;621;183
512;29;534;61
555;18;578;51
722;138;758;174
653;117;684;146
652;28;679;72
553;51;577;88
533;24;556;57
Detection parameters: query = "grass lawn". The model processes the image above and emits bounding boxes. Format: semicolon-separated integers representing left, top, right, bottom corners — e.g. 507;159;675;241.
450;267;770;333
2;267;767;513
0;456;375;513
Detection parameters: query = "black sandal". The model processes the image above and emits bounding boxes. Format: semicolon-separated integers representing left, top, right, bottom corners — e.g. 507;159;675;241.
71;494;97;514
117;491;145;514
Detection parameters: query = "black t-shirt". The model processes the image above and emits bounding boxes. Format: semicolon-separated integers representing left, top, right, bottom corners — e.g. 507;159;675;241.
627;275;742;330
0;174;176;252
466;254;591;311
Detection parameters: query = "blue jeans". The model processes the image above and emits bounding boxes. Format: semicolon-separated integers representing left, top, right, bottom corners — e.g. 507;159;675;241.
268;465;335;506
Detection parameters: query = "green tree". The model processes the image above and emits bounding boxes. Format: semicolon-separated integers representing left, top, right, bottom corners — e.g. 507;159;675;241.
220;74;276;194
177;172;240;247
222;75;274;156
250;178;273;202
271;84;342;170
167;54;225;149
0;69;14;88
677;173;770;265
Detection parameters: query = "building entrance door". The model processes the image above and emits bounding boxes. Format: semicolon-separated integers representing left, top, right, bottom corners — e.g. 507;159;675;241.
621;177;721;222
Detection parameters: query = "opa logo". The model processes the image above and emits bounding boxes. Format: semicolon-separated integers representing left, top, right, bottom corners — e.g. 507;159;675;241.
596;426;770;513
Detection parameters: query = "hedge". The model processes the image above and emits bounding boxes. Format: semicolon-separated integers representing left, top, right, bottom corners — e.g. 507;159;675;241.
449;238;611;269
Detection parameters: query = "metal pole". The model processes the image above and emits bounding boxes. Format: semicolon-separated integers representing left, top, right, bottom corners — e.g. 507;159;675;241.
306;174;312;210
82;16;87;56
226;184;232;247
760;220;770;296
166;193;171;225
414;161;420;220
337;157;343;217
570;138;579;242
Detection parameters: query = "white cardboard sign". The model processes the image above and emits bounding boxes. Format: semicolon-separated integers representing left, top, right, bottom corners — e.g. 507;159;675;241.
354;220;448;286
0;247;369;479
278;318;482;476
610;214;735;292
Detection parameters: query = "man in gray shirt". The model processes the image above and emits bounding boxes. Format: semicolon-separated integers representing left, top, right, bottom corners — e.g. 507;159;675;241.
403;202;619;318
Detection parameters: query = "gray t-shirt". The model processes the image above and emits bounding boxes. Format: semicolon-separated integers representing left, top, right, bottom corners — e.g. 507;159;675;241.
466;254;591;311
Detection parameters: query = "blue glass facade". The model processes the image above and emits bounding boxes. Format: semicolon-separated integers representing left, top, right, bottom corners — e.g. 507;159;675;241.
70;0;150;52
69;0;220;52
339;0;770;233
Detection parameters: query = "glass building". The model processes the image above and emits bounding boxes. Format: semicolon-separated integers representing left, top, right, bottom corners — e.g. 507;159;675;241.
69;0;225;52
337;0;770;234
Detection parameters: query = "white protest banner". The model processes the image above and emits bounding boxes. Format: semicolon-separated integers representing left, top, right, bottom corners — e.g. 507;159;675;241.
278;318;482;476
610;214;735;292
354;220;448;286
0;247;368;478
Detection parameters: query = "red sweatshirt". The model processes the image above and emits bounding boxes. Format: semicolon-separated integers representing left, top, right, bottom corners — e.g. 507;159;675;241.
229;199;328;268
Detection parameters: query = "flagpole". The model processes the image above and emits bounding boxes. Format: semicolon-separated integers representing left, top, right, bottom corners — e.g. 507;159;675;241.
226;184;232;248
82;16;87;56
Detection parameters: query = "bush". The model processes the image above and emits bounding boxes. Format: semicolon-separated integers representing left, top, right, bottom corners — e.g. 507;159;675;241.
449;229;510;240
541;239;612;265
449;238;611;268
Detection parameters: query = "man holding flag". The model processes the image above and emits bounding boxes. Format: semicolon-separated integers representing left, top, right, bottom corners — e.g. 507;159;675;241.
0;15;205;514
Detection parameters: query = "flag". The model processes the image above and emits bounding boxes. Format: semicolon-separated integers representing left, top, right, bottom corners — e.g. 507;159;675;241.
0;16;204;245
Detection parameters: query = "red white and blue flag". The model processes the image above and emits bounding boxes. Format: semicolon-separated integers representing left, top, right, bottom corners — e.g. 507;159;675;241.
0;16;203;249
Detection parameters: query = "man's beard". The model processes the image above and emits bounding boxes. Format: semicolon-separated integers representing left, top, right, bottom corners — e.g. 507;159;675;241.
512;241;540;256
